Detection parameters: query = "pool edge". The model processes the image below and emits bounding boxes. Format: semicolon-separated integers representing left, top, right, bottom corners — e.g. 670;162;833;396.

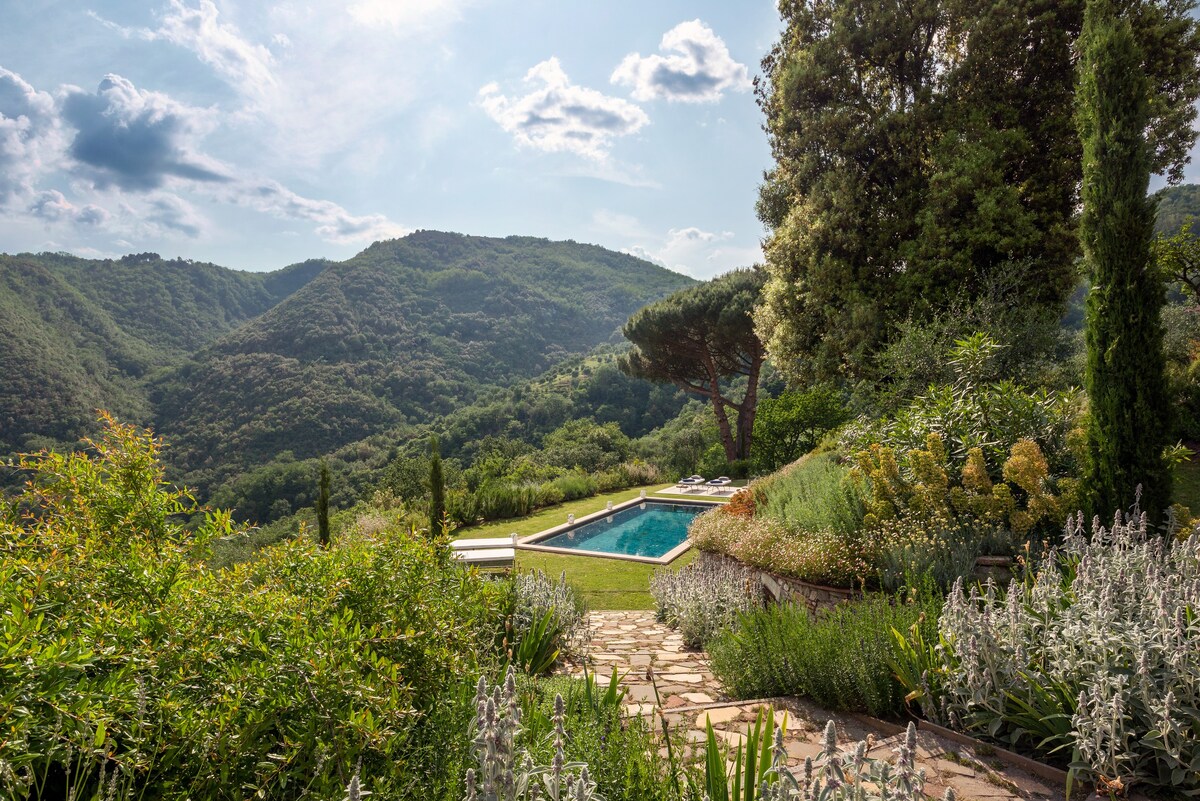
516;496;723;565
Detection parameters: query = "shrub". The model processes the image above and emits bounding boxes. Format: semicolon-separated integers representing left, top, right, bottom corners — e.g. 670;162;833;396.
751;385;849;474
0;417;509;800
649;554;760;648
708;582;942;719
757;453;865;537
901;510;1200;795
512;569;588;661
872;513;1010;593
551;472;598;502
463;669;674;801
690;508;869;588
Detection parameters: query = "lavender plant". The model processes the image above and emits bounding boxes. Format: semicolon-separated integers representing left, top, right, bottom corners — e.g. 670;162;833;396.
650;553;760;649
463;668;599;801
513;570;589;658
721;719;936;801
928;510;1200;795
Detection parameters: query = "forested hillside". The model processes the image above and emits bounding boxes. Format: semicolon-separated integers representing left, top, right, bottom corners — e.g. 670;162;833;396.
1155;182;1200;234
0;233;694;513
152;231;694;494
0;252;325;453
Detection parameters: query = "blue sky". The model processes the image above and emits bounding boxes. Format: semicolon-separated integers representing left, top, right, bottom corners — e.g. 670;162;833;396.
0;1;782;278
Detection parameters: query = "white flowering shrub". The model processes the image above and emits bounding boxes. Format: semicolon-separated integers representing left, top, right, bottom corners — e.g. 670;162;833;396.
463;668;599;801
513;570;588;658
734;720;944;801
930;511;1200;795
650;553;760;648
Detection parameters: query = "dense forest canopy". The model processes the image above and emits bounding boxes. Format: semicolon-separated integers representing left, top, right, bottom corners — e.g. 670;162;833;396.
0;232;694;520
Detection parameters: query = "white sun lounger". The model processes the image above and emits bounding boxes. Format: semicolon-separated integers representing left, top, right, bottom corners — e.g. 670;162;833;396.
675;475;706;491
453;547;516;570
450;532;518;550
704;478;732;494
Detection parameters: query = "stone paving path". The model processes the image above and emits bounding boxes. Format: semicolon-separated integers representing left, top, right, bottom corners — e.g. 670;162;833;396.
563;611;1065;801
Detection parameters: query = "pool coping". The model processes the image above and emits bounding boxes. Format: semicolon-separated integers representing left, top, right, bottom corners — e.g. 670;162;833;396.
516;495;725;565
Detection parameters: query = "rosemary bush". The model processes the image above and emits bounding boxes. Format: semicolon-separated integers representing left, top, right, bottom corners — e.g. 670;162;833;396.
911;510;1200;794
650;553;760;648
709;582;941;719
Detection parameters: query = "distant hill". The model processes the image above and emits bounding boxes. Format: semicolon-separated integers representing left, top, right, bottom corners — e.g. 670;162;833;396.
151;231;694;491
0;233;694;503
0;252;325;453
1154;183;1200;235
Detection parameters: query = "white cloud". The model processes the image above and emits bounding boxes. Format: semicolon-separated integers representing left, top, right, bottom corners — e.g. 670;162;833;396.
0;66;405;245
231;180;407;244
479;57;649;160
603;217;762;278
29;190;110;226
0;67;65;204
611;20;751;103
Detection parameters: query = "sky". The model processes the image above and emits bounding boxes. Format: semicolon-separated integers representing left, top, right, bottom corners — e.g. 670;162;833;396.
0;1;783;278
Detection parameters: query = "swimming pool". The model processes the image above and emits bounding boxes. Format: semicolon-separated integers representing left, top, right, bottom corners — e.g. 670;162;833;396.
522;499;715;562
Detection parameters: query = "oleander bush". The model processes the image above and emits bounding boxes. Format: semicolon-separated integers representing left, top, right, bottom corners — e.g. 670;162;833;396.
708;581;942;719
0;417;509;800
894;510;1200;795
650;553;760;648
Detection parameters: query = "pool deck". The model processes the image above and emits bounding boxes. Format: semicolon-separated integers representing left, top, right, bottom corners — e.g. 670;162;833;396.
516;495;724;565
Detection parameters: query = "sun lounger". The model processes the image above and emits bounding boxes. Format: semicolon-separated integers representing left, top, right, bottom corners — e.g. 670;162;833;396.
450;533;518;550
704;478;732;494
675;475;706;491
453;547;515;570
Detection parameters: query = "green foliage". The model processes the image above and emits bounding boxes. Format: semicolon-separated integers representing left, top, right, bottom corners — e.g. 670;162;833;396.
751;386;848;474
847;334;1085;482
540;419;631;473
429;436;446;538
756;453;865;539
1154;183;1200;236
0;253;323;455
0;415;509;800
622;268;766;461
157;233;692;498
696;707;778;801
708;583;942;719
316;458;332;546
906;513;1200;794
756;0;1200;384
1079;0;1173;523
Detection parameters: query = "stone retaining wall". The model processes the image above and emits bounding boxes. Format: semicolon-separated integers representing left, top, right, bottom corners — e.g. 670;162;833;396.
705;551;1015;614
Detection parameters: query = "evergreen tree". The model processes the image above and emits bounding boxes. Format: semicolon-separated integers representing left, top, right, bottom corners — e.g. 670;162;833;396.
316;459;331;548
1079;0;1172;522
428;436;446;538
755;0;1200;384
620;269;766;462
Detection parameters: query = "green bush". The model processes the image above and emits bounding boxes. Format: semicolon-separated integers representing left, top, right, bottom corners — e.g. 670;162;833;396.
751;385;849;474
756;453;865;537
708;582;942;719
0;417;509;800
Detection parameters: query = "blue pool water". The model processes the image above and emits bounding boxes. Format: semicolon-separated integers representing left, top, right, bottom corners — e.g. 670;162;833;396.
535;502;706;558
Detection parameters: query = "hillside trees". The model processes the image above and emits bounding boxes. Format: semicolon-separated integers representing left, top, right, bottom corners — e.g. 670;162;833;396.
1079;0;1172;522
620;269;767;462
756;0;1200;383
429;436;446;538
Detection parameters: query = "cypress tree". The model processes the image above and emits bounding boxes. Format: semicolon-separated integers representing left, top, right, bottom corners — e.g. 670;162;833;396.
429;436;445;538
1079;0;1172;523
316;459;331;548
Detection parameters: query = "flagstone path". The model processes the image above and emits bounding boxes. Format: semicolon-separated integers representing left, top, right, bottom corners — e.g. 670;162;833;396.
563;611;1066;801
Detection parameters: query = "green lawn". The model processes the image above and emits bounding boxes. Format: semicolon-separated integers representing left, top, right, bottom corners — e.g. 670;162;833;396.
456;483;726;610
1175;454;1200;511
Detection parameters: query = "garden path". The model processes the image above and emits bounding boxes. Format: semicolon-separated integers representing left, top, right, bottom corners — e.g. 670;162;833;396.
564;611;1065;801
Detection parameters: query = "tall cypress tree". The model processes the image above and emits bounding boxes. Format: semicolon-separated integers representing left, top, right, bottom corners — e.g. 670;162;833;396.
428;436;445;538
1079;0;1171;523
316;459;331;548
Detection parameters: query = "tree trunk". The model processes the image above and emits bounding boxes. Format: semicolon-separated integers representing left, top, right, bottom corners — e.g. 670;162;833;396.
734;350;763;460
701;348;739;461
